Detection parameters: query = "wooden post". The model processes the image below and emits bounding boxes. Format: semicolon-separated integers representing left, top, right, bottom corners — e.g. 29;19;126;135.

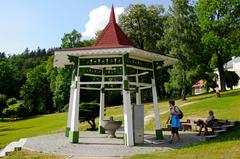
99;69;105;134
69;58;80;143
123;54;134;146
136;71;141;105
66;80;74;137
152;62;163;140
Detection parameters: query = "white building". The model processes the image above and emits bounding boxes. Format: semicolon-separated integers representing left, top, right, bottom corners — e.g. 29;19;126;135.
215;56;240;90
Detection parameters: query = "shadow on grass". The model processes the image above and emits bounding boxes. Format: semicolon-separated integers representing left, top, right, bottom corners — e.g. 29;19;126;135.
0;115;47;122
221;90;240;97
0;133;6;137
0;126;33;132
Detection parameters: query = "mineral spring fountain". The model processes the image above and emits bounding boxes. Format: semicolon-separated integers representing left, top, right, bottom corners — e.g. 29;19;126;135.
102;116;122;138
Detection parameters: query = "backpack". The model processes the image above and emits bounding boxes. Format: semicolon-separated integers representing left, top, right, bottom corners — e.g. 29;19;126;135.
174;106;184;119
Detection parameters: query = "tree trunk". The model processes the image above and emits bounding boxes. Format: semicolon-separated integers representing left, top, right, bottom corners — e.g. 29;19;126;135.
88;119;96;130
87;120;94;129
181;71;186;100
91;119;96;130
216;52;226;91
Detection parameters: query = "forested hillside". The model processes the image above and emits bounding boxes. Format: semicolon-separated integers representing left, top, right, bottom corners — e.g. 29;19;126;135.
0;1;239;119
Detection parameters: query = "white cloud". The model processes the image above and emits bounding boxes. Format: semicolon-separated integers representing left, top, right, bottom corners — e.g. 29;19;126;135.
82;5;124;38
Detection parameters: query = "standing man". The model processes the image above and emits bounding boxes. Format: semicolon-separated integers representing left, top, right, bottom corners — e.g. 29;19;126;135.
166;100;181;144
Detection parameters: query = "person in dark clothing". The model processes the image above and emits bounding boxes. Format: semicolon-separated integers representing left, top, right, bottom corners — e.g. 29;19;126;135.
197;110;215;136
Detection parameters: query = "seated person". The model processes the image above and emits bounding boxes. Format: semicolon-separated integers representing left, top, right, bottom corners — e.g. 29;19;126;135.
196;110;215;135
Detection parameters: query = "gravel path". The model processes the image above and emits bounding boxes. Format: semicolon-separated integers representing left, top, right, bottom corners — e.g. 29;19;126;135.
23;131;204;158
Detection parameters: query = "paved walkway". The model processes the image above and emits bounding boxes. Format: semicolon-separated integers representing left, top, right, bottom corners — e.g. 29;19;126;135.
23;131;204;158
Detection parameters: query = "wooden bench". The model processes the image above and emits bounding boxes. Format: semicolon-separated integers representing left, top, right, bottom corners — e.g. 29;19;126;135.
165;118;229;134
183;118;229;133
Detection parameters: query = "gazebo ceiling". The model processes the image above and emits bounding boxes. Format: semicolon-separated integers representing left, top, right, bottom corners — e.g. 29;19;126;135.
54;6;177;68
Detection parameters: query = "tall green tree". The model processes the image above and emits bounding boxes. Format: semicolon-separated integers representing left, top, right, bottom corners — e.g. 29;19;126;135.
20;62;53;114
196;0;240;91
0;52;6;60
51;68;71;112
61;29;95;49
160;0;204;100
61;29;83;48
119;4;165;51
0;61;18;97
0;94;7;120
7;47;53;98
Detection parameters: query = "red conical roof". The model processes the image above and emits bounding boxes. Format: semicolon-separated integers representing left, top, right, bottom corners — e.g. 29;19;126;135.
60;6;133;51
93;5;133;48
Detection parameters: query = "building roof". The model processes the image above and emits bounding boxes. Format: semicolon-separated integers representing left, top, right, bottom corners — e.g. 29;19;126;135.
192;80;205;88
60;6;133;51
93;6;133;48
224;56;240;69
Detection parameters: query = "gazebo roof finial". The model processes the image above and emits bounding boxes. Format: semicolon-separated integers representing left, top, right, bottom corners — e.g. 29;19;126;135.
109;5;116;23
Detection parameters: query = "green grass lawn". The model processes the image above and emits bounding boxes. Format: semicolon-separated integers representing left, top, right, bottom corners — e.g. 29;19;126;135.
145;89;240;130
129;89;240;159
0;113;67;148
128;125;240;159
0;112;99;148
1;89;239;159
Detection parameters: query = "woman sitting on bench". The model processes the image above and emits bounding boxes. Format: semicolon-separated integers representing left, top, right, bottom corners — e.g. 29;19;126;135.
196;110;215;136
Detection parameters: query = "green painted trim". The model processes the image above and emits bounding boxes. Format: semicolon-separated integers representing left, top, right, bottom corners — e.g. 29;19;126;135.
135;86;139;93
155;129;164;140
101;87;105;93
99;125;105;134
69;131;79;143
126;58;153;69
65;127;70;137
124;133;127;146
124;80;129;90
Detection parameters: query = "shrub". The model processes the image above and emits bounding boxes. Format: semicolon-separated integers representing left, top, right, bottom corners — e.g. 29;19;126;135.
6;98;17;106
79;101;100;130
3;103;29;119
225;71;240;89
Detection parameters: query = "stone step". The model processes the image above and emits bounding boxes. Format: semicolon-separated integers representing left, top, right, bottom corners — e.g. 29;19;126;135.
221;124;235;129
228;120;236;126
214;129;226;135
205;134;218;140
0;138;27;157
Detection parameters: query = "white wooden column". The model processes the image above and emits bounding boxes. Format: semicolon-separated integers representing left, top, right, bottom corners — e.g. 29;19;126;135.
99;69;105;134
152;66;163;139
123;54;134;146
69;76;80;143
136;73;141;105
65;81;74;137
69;58;80;143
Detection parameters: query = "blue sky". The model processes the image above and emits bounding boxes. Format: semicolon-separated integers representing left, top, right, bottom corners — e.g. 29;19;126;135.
0;0;171;55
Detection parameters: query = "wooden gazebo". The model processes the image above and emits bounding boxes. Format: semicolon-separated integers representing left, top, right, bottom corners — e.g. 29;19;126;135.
54;6;177;146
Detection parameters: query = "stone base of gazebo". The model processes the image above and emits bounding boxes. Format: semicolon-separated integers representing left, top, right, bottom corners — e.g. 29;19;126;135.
22;131;204;158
